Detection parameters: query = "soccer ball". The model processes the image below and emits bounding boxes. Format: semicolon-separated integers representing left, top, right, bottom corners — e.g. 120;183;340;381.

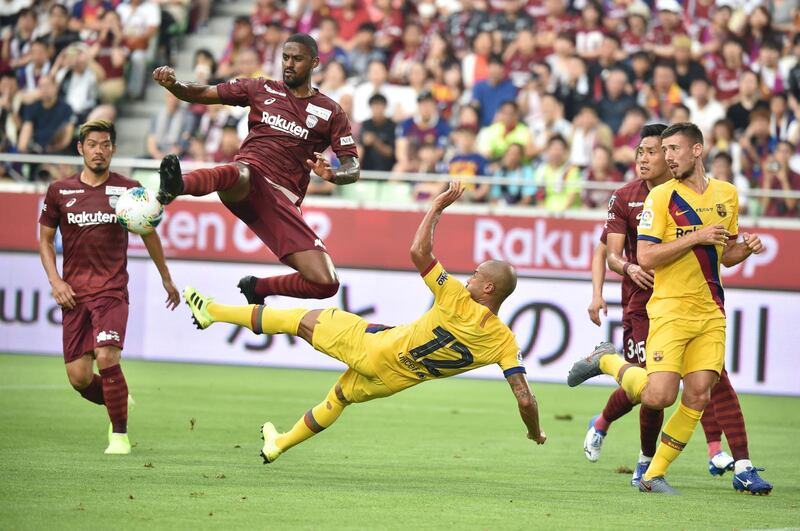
115;186;164;235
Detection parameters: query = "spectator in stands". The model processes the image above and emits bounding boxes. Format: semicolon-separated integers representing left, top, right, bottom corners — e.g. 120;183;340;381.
3;7;37;71
761;141;800;218
528;92;572;157
575;0;604;62
394;90;449;172
535;0;577;57
755;39;787;97
741;107;778;186
685;77;726;141
217;16;257;79
582;145;623;209
710;151;750;213
697;2;731;58
316;17;349;70
330;0;371;49
787;34;800;103
629;50;652;94
769;92;799;144
587;34;631;101
478;100;533;162
612;105;648;170
598;68;635;133
444;0;488;59
569;104;612;168
0;70;22;152
118;0;161;99
708;119;744;177
17;74;74;154
87;9;127;104
424;32;456;82
472;54;516;128
504;28;538;89
54;42;114;124
250;0;290;37
641;62;683;121
534;134;582;212
352;59;413;123
490;143;536;206
461;30;492;90
347;23;384;82
412;142;447;201
726;70;768;134
319;61;353;107
212;125;240;163
388;22;424;83
517;63;551;128
673;35;706;93
359;93;395;172
619;2;648;56
41;3;79;59
260;21;286;80
714;39;749;105
70;0;112;35
744;5;782;64
447;125;489;203
554;54;591;121
431;62;464;127
146;90;189;159
232;47;266;79
647;0;685;59
669;103;691;124
17;37;50;93
491;0;534;50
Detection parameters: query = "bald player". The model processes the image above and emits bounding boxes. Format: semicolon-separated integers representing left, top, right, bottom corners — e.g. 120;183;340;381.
183;181;546;464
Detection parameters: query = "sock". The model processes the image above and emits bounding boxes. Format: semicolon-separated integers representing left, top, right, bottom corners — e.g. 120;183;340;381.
710;370;749;461
99;364;128;434
207;303;307;335
182;164;240;196
598;388;634;431
706;440;722;459
276;384;348;452
638;451;652;464
700;397;723;456
643;403;703;480
253;273;339;300
78;374;105;405
734;459;753;474
639;406;664;458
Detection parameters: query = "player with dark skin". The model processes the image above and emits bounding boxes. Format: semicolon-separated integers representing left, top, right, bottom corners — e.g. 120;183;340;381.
152;39;360;293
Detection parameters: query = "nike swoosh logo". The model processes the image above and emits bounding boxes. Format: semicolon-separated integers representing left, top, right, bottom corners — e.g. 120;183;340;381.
675;209;691;216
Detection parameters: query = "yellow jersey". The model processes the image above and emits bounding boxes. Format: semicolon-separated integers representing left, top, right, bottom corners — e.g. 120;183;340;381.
369;260;524;392
637;177;738;321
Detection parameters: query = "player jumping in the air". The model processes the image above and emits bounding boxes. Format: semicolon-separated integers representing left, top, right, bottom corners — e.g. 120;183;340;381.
152;33;358;304
38;120;180;454
585;124;771;492
569;123;771;495
183;181;546;463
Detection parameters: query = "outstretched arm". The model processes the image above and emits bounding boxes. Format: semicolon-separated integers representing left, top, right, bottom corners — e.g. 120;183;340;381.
506;372;546;444
141;231;180;310
409;181;464;273
306;153;361;185
152;66;222;105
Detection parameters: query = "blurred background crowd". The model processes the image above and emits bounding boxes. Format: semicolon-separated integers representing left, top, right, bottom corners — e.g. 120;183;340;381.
1;0;799;217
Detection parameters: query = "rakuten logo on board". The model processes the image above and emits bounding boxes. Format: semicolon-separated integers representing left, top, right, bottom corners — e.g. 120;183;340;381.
474;218;604;270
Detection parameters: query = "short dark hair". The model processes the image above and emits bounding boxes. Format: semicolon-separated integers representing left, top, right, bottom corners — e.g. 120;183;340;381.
358;22;377;33
661;122;704;147
712;152;733;165
234;15;251;25
488;53;504;66
641;123;668;139
548;134;569;149
499;100;518;112
79;119;116;145
286;33;318;58
762;38;782;52
49;3;68;15
368;93;387;106
626;105;648;120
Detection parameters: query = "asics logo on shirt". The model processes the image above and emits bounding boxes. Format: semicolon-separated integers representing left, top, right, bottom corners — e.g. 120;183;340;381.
260;111;309;139
66;211;117;226
66;198;77;207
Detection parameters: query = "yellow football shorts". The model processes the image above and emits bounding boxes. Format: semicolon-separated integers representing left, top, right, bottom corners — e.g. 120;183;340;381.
645;317;726;376
310;308;394;404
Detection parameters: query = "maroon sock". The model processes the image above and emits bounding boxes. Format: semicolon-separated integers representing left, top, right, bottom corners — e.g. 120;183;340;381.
100;364;128;433
710;369;749;461
78;374;105;405
182;164;240;196
639;406;664;458
598;388;634;430
700;397;723;447
253;273;339;300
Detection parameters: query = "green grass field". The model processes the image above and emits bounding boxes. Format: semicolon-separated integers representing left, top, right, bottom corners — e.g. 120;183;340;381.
1;353;798;530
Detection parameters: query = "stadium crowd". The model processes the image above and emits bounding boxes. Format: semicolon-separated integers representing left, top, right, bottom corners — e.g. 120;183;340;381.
1;0;799;217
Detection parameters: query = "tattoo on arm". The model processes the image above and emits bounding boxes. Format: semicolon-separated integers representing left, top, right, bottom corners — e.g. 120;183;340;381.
333;156;360;185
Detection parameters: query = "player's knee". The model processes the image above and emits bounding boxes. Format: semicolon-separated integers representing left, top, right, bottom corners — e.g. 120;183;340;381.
68;371;92;391
303;277;339;298
681;388;711;411
643;388;678;410
95;347;121;368
316;279;339;298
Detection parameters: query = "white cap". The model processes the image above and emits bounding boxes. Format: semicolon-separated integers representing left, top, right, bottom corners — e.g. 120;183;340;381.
656;0;681;13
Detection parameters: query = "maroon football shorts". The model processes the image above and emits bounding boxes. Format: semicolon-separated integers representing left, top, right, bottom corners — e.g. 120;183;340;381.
622;310;649;367
221;166;327;262
61;296;128;363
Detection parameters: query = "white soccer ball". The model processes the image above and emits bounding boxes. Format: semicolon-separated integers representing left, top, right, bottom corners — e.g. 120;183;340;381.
115;186;164;235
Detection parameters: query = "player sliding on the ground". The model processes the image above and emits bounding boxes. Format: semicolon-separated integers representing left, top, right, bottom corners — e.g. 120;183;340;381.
152;33;358;305
38;120;180;455
569;123;771;495
183;181;546;462
584;124;770;493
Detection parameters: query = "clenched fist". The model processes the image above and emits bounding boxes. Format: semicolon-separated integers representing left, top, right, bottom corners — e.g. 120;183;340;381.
152;66;177;89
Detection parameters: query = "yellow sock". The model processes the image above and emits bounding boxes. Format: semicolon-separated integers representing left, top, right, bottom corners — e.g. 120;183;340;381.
598;355;647;402
644;403;703;480
276;385;347;452
206;304;307;335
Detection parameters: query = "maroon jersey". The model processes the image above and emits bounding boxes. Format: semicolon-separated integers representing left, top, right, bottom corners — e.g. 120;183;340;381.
38;173;139;302
601;179;650;313
216;78;358;204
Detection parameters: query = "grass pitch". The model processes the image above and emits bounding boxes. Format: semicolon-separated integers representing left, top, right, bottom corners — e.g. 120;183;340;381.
1;353;798;530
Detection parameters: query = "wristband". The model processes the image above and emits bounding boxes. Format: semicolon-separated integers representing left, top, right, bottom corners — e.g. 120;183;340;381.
622;262;632;275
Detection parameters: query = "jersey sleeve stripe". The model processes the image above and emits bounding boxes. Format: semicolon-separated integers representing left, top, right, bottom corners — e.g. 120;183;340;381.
638;235;662;243
420;259;439;277
503;366;527;378
692;244;725;316
728;234;737;240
